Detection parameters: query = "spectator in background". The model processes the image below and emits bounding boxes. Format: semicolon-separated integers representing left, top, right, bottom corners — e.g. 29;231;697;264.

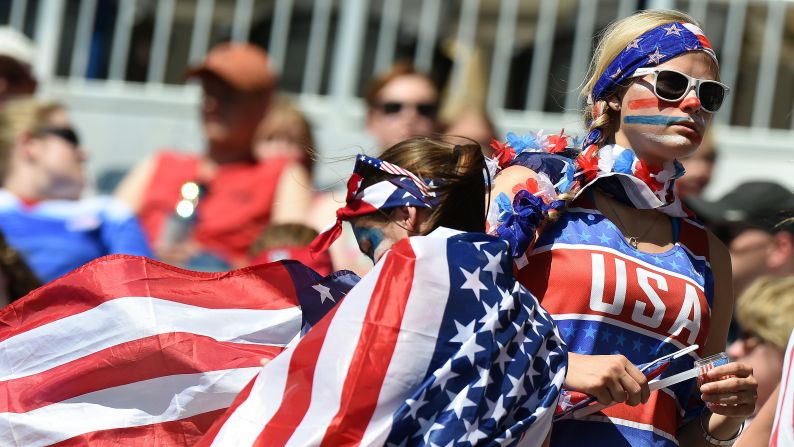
675;129;718;200
249;223;333;276
0;99;152;282
0;27;37;103
115;43;311;271
364;62;440;150
728;276;794;418
442;103;498;156
688;181;794;298
253;96;315;174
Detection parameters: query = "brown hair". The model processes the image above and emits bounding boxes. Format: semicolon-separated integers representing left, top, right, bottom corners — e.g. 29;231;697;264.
363;61;439;109
254;96;316;173
358;137;487;234
0;231;40;302
581;9;713;147
250;223;319;255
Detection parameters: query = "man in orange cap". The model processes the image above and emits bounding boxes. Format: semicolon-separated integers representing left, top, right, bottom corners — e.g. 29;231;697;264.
115;43;311;271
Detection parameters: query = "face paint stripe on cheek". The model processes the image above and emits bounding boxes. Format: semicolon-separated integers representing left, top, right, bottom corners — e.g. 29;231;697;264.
623;115;688;126
628;97;680;110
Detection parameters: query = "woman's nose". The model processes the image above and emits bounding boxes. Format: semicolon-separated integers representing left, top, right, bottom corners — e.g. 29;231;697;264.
680;89;701;112
727;339;745;359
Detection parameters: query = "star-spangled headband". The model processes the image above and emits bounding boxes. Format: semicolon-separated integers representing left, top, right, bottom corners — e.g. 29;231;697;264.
585;21;717;148
309;154;437;254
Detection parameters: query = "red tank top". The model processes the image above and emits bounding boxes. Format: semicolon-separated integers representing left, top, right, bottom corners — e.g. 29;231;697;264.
140;151;291;263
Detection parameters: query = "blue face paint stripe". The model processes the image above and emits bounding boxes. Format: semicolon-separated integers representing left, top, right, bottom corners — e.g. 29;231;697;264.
623;115;686;126
351;226;386;261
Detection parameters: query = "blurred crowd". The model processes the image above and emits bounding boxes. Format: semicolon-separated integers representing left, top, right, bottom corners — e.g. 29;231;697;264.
0;24;792;435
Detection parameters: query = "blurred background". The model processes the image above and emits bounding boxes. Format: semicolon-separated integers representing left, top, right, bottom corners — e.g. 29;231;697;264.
9;0;794;195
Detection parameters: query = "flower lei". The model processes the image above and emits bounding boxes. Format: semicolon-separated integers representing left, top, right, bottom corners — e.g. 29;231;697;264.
487;131;685;258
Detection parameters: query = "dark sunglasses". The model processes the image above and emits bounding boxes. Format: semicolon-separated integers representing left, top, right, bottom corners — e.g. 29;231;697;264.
377;101;438;118
630;68;730;113
35;127;81;146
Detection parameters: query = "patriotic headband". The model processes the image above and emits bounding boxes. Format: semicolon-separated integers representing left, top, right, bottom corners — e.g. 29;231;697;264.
309;154;437;254
584;21;717;148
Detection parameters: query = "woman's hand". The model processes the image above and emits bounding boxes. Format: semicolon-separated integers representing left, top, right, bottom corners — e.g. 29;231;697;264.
565;352;650;406
700;361;758;418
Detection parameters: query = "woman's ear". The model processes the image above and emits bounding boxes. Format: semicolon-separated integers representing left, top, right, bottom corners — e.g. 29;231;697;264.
607;95;622;112
15;132;39;161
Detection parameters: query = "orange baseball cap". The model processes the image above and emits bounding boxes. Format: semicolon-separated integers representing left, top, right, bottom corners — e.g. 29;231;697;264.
186;42;277;92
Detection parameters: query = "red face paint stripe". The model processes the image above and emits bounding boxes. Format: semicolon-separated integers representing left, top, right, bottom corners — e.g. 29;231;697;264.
627;98;661;110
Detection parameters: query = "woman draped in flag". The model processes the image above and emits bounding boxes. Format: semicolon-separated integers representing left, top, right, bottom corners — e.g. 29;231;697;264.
488;9;757;447
198;138;567;446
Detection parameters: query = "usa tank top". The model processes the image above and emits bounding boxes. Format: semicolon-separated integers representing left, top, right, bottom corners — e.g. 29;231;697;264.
518;194;713;446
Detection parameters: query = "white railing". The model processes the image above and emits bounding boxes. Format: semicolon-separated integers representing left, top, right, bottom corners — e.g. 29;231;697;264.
5;0;793;195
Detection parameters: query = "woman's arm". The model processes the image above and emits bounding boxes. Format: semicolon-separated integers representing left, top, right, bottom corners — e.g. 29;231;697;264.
271;162;312;224
114;155;156;214
734;385;778;447
678;231;758;446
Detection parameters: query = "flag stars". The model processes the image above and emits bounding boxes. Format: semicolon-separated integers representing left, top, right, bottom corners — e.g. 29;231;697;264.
450;319;476;344
312;284;335;304
627;37;641;50
447;385;478;418
583;325;597;339
615;333;626;347
459;267;488;300
647;47;664;64
663;23;682;36
632;339;644;352
610;67;623;80
506;374;528;399
404;389;429;420
482;250;504;284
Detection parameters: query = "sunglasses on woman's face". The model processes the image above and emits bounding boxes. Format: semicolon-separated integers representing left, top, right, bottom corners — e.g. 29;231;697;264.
377;101;438;118
629;67;730;113
35;127;81;147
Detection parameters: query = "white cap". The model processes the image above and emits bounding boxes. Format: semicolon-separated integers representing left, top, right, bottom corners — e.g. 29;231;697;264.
0;26;35;67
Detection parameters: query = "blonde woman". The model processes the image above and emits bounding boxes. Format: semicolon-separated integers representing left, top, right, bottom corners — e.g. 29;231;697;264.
0;99;151;282
490;10;756;446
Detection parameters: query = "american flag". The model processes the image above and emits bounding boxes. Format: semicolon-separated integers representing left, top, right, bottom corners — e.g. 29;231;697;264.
199;229;567;446
0;254;357;446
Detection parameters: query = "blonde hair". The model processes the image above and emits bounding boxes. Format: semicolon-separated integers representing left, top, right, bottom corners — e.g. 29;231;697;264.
0;98;64;180
735;276;794;351
581;10;708;146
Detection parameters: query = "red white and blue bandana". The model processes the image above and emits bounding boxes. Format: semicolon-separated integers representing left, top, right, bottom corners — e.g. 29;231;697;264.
309;155;437;253
585;21;717;149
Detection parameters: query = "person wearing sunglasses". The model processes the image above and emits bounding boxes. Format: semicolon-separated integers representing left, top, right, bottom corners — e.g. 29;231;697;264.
364;61;440;150
489;10;755;447
0;98;152;283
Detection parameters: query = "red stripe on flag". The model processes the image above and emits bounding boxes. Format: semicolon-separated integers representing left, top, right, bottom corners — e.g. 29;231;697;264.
0;332;281;414
49;408;225;447
696;34;712;49
251;304;342;445
602;391;680;437
319;239;417;446
0;255;300;343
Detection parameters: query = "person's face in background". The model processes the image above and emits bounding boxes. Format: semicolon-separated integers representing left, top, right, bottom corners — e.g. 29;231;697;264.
253;106;312;166
366;74;439;149
727;332;784;415
28;107;86;200
444;108;497;156
728;228;775;297
676;138;717;199
201;74;269;152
